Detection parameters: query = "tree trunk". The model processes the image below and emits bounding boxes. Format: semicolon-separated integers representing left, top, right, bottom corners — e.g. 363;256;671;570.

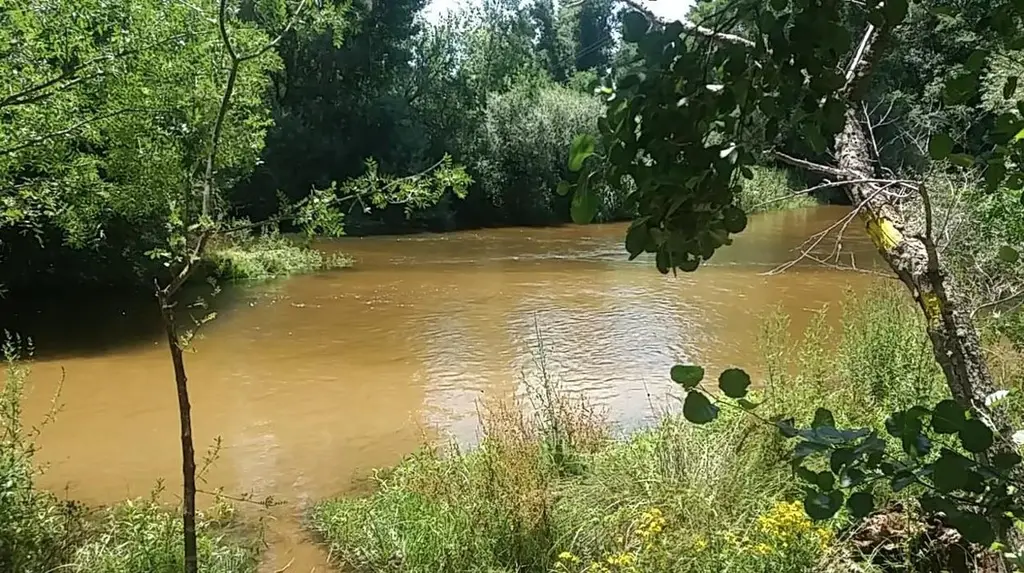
157;294;199;573
835;108;1014;439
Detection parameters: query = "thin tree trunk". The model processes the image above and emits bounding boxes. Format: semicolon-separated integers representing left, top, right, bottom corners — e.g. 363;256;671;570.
157;294;199;573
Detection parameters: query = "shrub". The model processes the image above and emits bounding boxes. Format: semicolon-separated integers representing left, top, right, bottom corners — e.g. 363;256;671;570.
469;82;629;226
70;499;258;573
206;231;352;281
309;287;978;573
0;338;259;573
0;340;88;573
736;166;816;214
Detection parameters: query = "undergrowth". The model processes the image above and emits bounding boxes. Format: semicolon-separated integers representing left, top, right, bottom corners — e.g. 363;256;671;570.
309;286;1012;573
737;166;817;214
206;231;351;281
0;338;259;573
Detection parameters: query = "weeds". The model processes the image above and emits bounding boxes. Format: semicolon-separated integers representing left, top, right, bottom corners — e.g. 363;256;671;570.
737;166;817;214
206;230;352;281
0;336;259;573
310;286;977;573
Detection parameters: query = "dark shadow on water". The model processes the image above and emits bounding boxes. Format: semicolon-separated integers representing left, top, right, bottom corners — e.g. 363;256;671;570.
0;280;260;361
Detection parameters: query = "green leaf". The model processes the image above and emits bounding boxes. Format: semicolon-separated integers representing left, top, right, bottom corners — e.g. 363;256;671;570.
568;134;596;172
928;133;954;160
794;441;829;458
737;398;761;410
958;419;994;453
998;245;1020;264
683;391;719;425
948;153;975;168
722;206;747;234
948;511;995;546
931;400;966;434
944;74;977;105
816;471;836;491
570;174;599;224
830;448;855;473
884;0;908;24
622;11;650;44
839;467;867;488
718;368;751;398
932;452;969;492
1005;76;1019;100
965;49;989;73
846;492;874;519
770;0;787;10
625;226;649;259
556;181;571;197
993;451;1022;470
671;365;705;388
796;465;818;484
812;408;836;428
804;490;843;521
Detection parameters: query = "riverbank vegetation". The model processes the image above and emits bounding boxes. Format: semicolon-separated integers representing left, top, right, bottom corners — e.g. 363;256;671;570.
311;286;1009;573
0;344;259;573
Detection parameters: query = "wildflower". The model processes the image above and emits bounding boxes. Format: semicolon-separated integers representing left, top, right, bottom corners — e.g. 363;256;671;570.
606;552;636;567
692;536;708;552
559;551;581;563
752;543;773;555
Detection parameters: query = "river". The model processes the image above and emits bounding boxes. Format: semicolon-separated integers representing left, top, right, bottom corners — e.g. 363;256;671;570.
14;205;883;571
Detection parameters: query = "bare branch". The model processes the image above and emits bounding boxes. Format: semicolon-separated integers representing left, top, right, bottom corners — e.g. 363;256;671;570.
844;23;876;90
773;151;847;177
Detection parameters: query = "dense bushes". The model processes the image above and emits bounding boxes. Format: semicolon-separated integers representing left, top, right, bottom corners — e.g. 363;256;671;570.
468;83;628;226
310;287;997;573
0;343;258;573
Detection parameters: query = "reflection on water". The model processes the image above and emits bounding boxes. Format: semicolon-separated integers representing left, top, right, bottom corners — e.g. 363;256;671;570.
17;206;884;571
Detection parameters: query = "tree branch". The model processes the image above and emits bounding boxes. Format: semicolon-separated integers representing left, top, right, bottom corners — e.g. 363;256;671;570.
0;108;157;155
617;0;756;48
1;34;189;110
773;151;847;177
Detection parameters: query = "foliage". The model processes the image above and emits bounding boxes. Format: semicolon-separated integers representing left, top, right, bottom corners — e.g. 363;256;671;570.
0;339;88;573
0;0;282;274
205;232;351;281
70;499;258;573
311;289;971;573
0;339;257;573
673;287;1024;556
735;166;815;214
469;82;627;225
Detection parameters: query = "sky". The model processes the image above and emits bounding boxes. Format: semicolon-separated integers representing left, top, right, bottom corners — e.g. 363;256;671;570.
424;0;696;24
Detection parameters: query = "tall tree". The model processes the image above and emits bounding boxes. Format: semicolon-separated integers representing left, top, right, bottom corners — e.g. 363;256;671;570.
575;0;616;73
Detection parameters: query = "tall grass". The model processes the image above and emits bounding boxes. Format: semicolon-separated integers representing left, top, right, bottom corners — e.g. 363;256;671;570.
737;166;817;214
0;338;259;573
309;285;962;573
206;231;351;281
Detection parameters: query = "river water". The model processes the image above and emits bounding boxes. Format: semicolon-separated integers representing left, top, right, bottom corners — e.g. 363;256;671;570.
14;206;883;571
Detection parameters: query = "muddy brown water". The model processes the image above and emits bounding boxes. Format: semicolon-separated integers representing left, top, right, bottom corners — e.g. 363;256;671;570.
13;206;884;571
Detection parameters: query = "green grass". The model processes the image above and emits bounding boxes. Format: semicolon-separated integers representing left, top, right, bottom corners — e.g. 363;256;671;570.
0;340;259;573
737;166;818;213
309;286;984;573
206;232;352;281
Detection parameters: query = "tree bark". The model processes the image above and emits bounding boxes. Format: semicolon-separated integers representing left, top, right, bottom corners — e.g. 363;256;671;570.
835;108;1014;440
157;293;199;573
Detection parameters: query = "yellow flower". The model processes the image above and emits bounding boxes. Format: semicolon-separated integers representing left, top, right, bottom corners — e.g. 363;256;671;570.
559;551;580;563
692;536;708;552
752;543;773;555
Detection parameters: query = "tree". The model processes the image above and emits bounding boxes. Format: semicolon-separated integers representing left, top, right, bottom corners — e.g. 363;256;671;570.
567;0;1024;545
575;0;616;73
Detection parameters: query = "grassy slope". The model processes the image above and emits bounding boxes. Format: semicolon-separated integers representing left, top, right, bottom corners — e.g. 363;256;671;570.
309;286;1017;573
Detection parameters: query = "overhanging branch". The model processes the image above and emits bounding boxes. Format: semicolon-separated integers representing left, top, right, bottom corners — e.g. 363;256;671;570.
617;0;756;48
